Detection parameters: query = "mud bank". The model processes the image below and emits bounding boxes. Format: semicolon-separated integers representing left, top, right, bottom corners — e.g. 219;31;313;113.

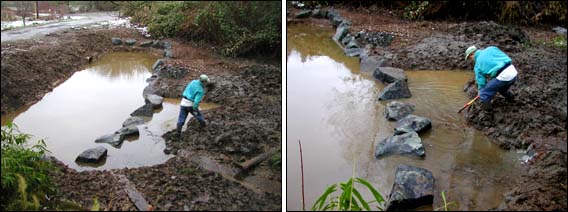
288;5;566;211
3;24;281;210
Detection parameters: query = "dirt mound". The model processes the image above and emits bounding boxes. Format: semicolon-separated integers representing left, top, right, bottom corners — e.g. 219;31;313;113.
448;21;529;52
392;35;471;70
115;157;281;211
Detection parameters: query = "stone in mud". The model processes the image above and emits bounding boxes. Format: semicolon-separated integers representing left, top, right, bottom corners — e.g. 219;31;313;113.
123;116;144;127
295;10;311;19
394;115;432;135
145;94;164;109
346;39;359;49
311;9;326;18
151;40;163;48
116;125;139;137
333;23;349;42
386;164;435;210
76;146;108;163
344;48;367;58
152;59;164;72
327;9;339;20
140;40;153;47
341;34;353;46
385;101;415;121
332;16;344;28
164;49;173;58
125;39;136;46
111;37;122;45
163;41;172;50
373;67;407;84
360;55;386;72
375;132;425;159
130;104;154;117
378;80;412;101
552;26;567;35
95;133;125;147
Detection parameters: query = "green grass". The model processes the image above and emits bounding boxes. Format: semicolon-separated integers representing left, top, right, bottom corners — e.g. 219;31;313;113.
1;122;55;210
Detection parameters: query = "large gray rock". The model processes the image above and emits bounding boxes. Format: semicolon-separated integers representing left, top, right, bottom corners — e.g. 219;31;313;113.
164;49;173;58
333;23;349;42
373;67;407;84
375;132;425;159
295;10;311;18
140;40;153;47
331;16;342;27
386;164;435;210
145;94;164;109
116;125;139;137
327;9;339;20
360;56;386;72
341;34;353;46
344;48;367;58
95;133;125;147
394;115;432;135
130;104;154;117
552;26;567;35
378;80;412;101
163;41;172;50
151;40;163;48
311;9;326;18
125;39;136;46
385;101;415;121
76;146;108;163
123;116;144;127
345;39;359;49
111;37;122;45
152;59;164;72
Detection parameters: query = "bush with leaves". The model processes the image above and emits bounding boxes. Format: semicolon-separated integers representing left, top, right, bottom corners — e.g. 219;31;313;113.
1;122;55;211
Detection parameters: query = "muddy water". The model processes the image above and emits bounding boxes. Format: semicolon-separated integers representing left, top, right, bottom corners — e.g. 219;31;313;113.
287;25;524;210
1;52;217;171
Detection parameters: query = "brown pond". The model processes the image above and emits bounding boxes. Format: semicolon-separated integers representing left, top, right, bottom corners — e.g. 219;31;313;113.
287;25;524;210
1;52;218;171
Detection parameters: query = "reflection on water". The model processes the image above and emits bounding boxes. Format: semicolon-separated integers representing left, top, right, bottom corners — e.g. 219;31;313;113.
1;52;201;171
287;25;522;211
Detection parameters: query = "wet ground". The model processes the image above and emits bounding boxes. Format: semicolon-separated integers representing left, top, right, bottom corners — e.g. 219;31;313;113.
287;24;524;210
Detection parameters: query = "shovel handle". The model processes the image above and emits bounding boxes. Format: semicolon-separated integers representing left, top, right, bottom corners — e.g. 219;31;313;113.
458;95;480;113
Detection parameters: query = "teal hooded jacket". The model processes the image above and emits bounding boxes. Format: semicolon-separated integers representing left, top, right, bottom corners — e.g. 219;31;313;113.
182;80;204;109
473;46;512;89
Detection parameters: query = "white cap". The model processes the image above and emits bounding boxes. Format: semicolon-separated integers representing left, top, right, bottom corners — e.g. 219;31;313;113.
199;74;210;83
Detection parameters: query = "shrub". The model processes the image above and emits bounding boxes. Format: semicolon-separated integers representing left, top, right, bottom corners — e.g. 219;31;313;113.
1;122;55;211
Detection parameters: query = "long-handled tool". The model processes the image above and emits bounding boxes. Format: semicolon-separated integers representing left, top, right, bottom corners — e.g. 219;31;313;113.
458;95;480;113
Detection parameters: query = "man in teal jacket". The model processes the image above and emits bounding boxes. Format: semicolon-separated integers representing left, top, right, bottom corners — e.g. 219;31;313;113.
176;74;209;137
465;45;518;110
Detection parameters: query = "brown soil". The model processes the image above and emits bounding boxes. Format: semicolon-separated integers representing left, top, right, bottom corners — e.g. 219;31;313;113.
288;5;566;211
2;25;281;210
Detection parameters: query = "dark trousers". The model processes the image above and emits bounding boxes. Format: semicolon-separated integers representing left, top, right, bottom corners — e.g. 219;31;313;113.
479;76;516;103
176;106;205;128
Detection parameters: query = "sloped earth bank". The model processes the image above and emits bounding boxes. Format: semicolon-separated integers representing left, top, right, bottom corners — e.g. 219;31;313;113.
288;5;566;211
2;26;281;210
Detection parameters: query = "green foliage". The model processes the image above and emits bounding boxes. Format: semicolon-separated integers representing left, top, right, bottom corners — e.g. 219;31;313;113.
403;1;430;21
91;197;100;211
191;1;281;57
434;190;456;211
1;122;55;211
312;177;385;211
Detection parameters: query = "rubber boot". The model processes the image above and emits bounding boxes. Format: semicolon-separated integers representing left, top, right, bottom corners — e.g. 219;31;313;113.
481;101;492;111
175;125;182;139
503;91;515;101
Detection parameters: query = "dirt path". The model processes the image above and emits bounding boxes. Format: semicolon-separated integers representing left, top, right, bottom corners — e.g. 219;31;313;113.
1;12;119;42
288;5;566;211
